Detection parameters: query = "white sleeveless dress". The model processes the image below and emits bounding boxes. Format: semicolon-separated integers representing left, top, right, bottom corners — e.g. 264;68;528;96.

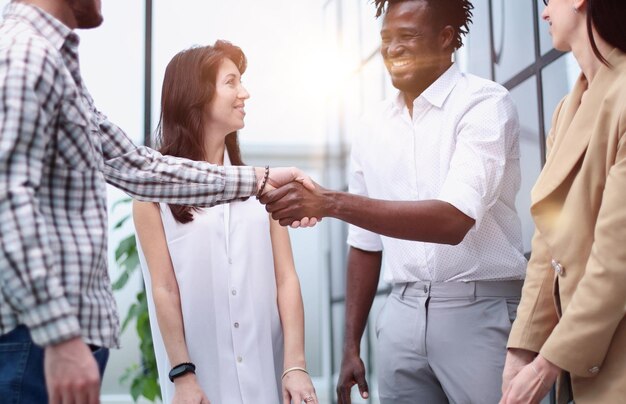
137;158;283;404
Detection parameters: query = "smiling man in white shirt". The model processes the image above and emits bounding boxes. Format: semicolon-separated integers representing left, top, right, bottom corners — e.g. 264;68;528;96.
261;0;527;403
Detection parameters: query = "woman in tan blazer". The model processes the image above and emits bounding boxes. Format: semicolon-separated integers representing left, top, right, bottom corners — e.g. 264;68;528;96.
500;0;626;403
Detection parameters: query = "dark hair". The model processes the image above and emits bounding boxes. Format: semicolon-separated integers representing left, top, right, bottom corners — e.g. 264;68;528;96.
374;0;474;50
156;40;247;223
585;0;626;65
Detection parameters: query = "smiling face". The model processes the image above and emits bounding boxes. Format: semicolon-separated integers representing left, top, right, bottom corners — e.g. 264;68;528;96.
380;0;453;99
541;0;581;52
206;58;249;135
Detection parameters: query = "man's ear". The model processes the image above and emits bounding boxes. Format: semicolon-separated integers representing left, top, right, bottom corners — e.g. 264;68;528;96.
440;25;455;51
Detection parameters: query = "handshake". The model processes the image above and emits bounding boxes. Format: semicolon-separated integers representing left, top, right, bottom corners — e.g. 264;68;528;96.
254;166;327;228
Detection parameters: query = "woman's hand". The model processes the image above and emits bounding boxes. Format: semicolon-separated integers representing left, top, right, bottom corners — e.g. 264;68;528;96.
500;355;560;404
172;374;210;404
282;370;318;404
501;348;535;394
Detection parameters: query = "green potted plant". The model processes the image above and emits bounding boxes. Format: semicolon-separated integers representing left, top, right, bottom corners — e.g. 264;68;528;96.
112;198;160;402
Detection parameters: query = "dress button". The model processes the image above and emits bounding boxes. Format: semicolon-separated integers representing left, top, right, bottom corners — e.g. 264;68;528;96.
551;259;565;276
588;366;600;374
237;356;243;363
231;289;237;296
234;322;239;328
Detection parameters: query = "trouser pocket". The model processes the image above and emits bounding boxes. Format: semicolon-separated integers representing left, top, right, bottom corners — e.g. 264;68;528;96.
0;327;32;403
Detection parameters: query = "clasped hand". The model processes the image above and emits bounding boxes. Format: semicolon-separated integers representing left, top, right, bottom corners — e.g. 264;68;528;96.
260;179;325;228
500;349;560;404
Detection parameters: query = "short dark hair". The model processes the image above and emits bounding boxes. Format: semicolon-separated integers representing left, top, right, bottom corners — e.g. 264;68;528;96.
374;0;474;50
585;0;626;65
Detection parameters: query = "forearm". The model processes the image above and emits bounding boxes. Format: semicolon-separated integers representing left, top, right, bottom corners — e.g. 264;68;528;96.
96;113;256;204
325;191;473;245
152;286;192;365
104;147;256;205
277;274;306;368
343;248;382;354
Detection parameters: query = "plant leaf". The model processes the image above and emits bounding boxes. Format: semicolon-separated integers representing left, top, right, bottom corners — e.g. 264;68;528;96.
113;214;131;229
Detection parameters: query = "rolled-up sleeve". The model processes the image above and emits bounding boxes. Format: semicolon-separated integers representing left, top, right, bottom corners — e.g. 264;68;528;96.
98;116;256;206
438;88;519;226
347;130;383;252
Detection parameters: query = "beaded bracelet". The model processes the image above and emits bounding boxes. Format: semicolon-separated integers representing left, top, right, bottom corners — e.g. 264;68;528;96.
256;165;270;199
281;366;308;379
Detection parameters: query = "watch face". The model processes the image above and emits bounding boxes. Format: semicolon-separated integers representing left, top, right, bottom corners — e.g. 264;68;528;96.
171;367;185;377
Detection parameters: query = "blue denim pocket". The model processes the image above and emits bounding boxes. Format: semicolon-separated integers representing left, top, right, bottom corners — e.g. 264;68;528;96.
0;329;31;404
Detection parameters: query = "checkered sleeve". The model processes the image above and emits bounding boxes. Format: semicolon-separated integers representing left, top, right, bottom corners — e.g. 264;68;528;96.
97;116;256;206
0;38;81;346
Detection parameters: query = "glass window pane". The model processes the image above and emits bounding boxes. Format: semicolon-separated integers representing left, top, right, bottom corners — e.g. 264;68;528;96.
361;57;386;111
360;0;382;61
509;78;542;253
492;0;535;83
332;302;346;374
341;0;361;70
536;1;553;55
463;0;493;80
290;222;326;377
541;52;579;132
343;73;364;146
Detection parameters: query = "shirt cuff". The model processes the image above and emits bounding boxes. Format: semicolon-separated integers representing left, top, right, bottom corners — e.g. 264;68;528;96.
222;166;257;201
437;179;486;226
20;297;81;346
347;225;384;252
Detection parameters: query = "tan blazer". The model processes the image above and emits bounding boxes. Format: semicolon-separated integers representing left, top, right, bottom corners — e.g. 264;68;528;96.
508;47;626;403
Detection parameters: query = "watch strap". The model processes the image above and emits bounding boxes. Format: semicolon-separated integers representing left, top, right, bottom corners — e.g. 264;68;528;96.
168;362;196;382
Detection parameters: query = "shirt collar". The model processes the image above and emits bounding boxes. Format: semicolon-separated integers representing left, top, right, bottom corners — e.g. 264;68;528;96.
3;2;79;52
388;63;462;113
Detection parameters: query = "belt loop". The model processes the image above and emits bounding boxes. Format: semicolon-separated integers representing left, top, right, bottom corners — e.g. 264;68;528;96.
400;283;409;300
470;281;477;302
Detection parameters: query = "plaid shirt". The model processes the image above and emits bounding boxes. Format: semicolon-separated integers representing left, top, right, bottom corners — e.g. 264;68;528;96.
0;3;256;348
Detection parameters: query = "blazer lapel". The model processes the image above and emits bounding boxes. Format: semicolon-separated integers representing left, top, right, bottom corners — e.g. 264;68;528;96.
531;50;619;204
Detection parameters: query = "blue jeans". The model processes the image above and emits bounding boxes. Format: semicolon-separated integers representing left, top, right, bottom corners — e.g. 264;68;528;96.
0;325;109;404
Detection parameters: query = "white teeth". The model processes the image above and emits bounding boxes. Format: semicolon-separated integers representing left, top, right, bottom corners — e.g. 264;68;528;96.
390;60;411;67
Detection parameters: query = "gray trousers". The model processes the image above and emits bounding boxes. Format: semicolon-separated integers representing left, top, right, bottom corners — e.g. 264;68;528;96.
376;280;523;404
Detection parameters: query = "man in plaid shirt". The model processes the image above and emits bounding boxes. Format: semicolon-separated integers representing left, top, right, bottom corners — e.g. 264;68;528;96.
0;1;312;403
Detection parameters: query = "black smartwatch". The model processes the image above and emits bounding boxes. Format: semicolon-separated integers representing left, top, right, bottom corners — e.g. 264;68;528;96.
168;362;196;382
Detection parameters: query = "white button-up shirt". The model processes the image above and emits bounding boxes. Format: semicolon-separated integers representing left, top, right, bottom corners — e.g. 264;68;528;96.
347;64;527;283
138;155;283;404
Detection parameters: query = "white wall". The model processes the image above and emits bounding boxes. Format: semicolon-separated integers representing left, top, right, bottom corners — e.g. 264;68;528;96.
151;0;329;148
